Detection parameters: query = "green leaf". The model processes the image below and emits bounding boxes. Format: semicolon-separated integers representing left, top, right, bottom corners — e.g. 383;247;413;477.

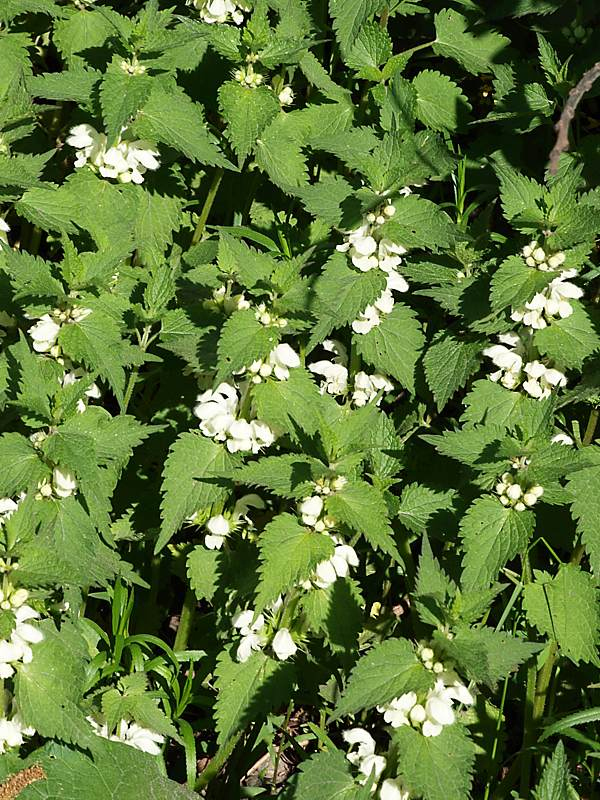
436;626;541;689
134;86;230;166
433;9;510;75
251;367;325;437
255;513;334;611
523;564;600;665
327;480;402;562
133;189;182;270
490;255;553;311
218;82;280;165
397;483;454;534
413;70;472;132
187;546;219;602
293;749;366;800
214;650;295;744
52;9;117;67
534;741;573;800
15;739;198;799
15;620;93;745
566;461;600;576
329;0;379;55
157;433;239;553
493;160;546;224
28;68;100;104
217;232;276;287
308;252;386;350
460;497;534;589
354;303;424;393
334;638;431;718
234;453;322;499
380;194;460;251
534;303;600;370
301;578;363;656
345;22;391;78
216;308;280;382
100;67;152;146
393;724;475;800
542;708;600;742
0;152;52;190
0;432;46;496
423;333;482;410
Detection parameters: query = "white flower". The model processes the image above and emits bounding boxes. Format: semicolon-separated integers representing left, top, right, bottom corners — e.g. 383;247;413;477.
352;371;394;406
299;495;323;527
278;86;294;106
314;544;359;589
0;498;18;525
117;720;165;755
377;692;417;728
343;728;387;786
189;0;247;24
52;467;77;498
352;289;395;335
0;605;44;678
544;274;583;318
268;343;301;381
28;314;61;353
483;333;526;390
380;778;411;800
0;218;10;233
233;610;266;662
309;360;349;395
421;675;474;737
522;361;567;400
205;514;231;549
271;628;297;660
0;717;32;753
67;124;160;184
551;432;574;446
194;383;238;440
62;368;101;413
249;420;275;453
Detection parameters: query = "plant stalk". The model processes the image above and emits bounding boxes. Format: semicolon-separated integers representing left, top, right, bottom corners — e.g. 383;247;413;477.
192;167;224;245
174;587;197;652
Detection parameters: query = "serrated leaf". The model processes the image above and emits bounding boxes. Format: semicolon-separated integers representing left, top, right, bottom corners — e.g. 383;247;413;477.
413;70;472;132
327;480;401;562
423;333;482;410
0;152;52;190
380;194;460;251
301;578;363;656
534;303;600;370
234;453;322;498
28;68;100;104
187;546;219;602
345;22;391;76
397;483;454;534
490;255;553;311
566;460;600;576
100;68;152;146
294;749;366;800
329;0;379;55
252;367;325;437
157;433;238;553
493;159;546;224
433;9;510;75
214;650;295;744
354;303;424;393
523;564;600;665
216;309;280;382
0;432;47;496
534;740;573;800
393;724;475;800
334;638;431;718
255;513;334;611
218;82;280;165
133;189;182;270
460;497;534;589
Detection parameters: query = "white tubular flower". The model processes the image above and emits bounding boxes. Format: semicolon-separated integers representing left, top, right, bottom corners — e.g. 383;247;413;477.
385;268;409;293
205;514;231;549
483;333;525;389
522;361;567;400
378;239;407;273
343;728;387;787
271;628;297;660
267;343;300;380
337;224;379;271
551;432;574;446
0;499;18;526
0;717;31;753
352;371;394;407
52;467;77;498
511;293;547;330
28;315;61;353
352;289;394;335
323;338;348;364
544;274;583;318
68;124;160;184
380;778;411;800
233;610;266;662
278;86;294;106
0;605;44;677
309;360;349;396
226;419;254;453
117;720;165;755
194;383;238;440
299;495;323;527
377;692;417;728
0;216;10;249
0;642;23;679
314;544;359;589
422;683;456;737
248;420;275;453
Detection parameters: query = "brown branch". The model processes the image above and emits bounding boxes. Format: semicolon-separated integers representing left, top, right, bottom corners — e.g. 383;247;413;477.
0;765;46;799
548;61;600;174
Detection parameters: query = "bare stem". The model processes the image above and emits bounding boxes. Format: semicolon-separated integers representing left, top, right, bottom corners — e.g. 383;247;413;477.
548;61;600;174
192;167;224;246
173;587;197;652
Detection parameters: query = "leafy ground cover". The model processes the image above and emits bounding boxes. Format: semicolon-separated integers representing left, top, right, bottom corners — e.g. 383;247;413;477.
0;0;599;798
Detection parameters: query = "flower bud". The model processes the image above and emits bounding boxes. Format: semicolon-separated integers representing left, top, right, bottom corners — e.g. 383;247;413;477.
420;647;434;662
506;484;522;501
383;204;396;217
533;247;546;263
409;704;426;724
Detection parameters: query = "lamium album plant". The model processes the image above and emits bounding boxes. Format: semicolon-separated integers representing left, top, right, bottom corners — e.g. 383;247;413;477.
0;0;599;797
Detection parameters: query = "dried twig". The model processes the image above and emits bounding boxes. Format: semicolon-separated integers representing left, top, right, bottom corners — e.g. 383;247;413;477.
0;765;46;800
548;61;600;174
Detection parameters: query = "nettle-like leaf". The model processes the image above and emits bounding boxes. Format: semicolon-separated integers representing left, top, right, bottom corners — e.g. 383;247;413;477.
433;8;510;75
534;741;574;800
334;638;432;718
255;513;334;611
218;82;280;165
460;497;534;589
566;452;600;575
523;564;600;666
216;308;280;382
413;70;472;132
301;578;363;655
423;332;482;410
534;303;600;369
293;748;370;800
397;483;454;534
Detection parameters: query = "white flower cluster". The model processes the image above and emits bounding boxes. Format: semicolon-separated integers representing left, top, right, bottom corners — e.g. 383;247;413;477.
343;729;410;799
277;85;294;106
0;587;44;679
298;476;346;530
66;124;160;185
233;63;264;88
232;605;297;662
0;694;35;755
255;302;287;328
210;284;250;314
193;382;275;453
0;216;9;250
511;270;583;330
0;497;20;526
303;536;359;590
352;271;409;335
243;343;300;383
495;472;543;511
200;493;264;549
27;306;91;356
88;716;164;755
378;648;473;738
483;333;567;400
61;364;101;413
309;340;394;404
522;241;565;272
188;0;249;25
37;466;78;500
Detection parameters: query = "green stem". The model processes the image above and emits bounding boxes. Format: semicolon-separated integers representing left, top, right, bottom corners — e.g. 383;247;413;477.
195;731;242;791
192;167;224;246
519;552;535;796
173;588;197;652
272;701;294;791
582;406;599;446
122;324;153;413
